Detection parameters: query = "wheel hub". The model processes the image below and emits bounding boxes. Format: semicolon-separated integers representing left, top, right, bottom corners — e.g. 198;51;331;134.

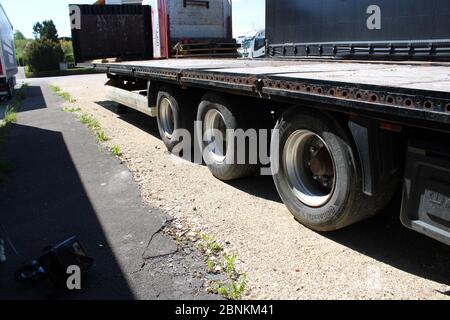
283;130;336;207
159;97;175;139
203;109;227;163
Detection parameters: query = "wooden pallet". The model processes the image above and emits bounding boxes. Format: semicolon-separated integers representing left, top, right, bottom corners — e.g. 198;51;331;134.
173;41;239;58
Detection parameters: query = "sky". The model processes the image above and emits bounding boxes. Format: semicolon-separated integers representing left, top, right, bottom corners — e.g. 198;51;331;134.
0;0;265;39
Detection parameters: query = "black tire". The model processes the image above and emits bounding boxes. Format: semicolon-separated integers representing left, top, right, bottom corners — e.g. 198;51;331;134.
196;92;258;181
7;79;14;100
156;87;195;153
272;108;387;231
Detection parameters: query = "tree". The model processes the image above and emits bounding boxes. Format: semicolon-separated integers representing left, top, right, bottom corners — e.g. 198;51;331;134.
60;39;74;64
14;30;30;66
14;30;26;41
32;22;42;39
24;38;64;72
32;20;59;41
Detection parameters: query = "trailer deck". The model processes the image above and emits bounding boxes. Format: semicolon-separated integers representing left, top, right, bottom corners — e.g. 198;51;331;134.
95;58;450;131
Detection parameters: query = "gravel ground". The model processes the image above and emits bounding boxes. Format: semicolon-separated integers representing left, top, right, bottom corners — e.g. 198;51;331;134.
49;74;450;300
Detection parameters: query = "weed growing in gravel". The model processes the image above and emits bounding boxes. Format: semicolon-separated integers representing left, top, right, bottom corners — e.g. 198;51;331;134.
79;113;99;130
216;274;248;300
200;234;222;254
77;112;111;143
96;130;110;142
50;85;76;103
195;233;247;300
224;254;237;276
61;100;116;152
111;146;122;157
62;106;81;113
207;259;216;273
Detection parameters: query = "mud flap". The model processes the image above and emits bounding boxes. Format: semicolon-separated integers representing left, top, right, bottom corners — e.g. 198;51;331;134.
401;142;450;245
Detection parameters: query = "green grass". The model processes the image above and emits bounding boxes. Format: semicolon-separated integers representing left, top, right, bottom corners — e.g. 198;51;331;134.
0;83;29;129
59;95;115;153
197;233;248;300
50;85;76;103
110;145;122;157
62;106;81;113
216;274;248;300
96;130;109;143
224;254;237;276
79;113;100;130
3;106;17;123
76;112;111;144
199;234;222;255
207;259;216;273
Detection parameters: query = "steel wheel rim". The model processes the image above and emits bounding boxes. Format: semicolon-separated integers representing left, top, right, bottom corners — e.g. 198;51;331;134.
159;97;175;139
283;130;336;208
204;109;227;163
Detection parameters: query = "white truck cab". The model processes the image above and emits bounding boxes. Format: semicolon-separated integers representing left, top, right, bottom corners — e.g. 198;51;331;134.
240;29;265;59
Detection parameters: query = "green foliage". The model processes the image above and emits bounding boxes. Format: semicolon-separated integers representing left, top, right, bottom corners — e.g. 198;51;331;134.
216;274;248;300
111;146;122;157
24;38;64;72
60;40;74;64
14;31;26;41
224;254;237;276
207;259;216;273
3;106;17;123
14;31;31;66
33;20;58;41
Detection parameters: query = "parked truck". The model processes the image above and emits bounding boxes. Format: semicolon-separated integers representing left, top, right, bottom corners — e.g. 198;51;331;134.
238;29;266;59
0;4;17;99
85;0;450;245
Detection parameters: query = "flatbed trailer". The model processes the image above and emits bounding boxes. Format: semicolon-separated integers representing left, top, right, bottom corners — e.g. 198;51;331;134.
94;57;450;246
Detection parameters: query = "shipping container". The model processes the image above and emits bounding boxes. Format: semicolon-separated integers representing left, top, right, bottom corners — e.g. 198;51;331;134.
266;0;450;59
69;4;153;63
0;4;17;98
151;0;233;58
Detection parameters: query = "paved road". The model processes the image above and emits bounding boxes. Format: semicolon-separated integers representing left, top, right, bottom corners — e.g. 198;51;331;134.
0;78;215;300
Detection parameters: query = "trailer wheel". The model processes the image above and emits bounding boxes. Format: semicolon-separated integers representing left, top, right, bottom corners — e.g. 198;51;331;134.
156;87;195;153
196;93;258;181
272;108;376;231
7;79;14;100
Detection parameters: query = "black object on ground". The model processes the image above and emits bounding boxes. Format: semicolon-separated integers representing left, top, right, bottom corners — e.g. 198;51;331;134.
15;236;93;290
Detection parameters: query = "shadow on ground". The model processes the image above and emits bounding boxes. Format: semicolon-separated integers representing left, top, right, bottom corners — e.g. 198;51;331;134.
96;100;450;290
0;100;133;300
16;86;47;113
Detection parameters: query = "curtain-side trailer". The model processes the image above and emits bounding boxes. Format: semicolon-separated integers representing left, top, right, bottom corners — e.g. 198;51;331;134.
91;0;450;245
0;4;17;99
